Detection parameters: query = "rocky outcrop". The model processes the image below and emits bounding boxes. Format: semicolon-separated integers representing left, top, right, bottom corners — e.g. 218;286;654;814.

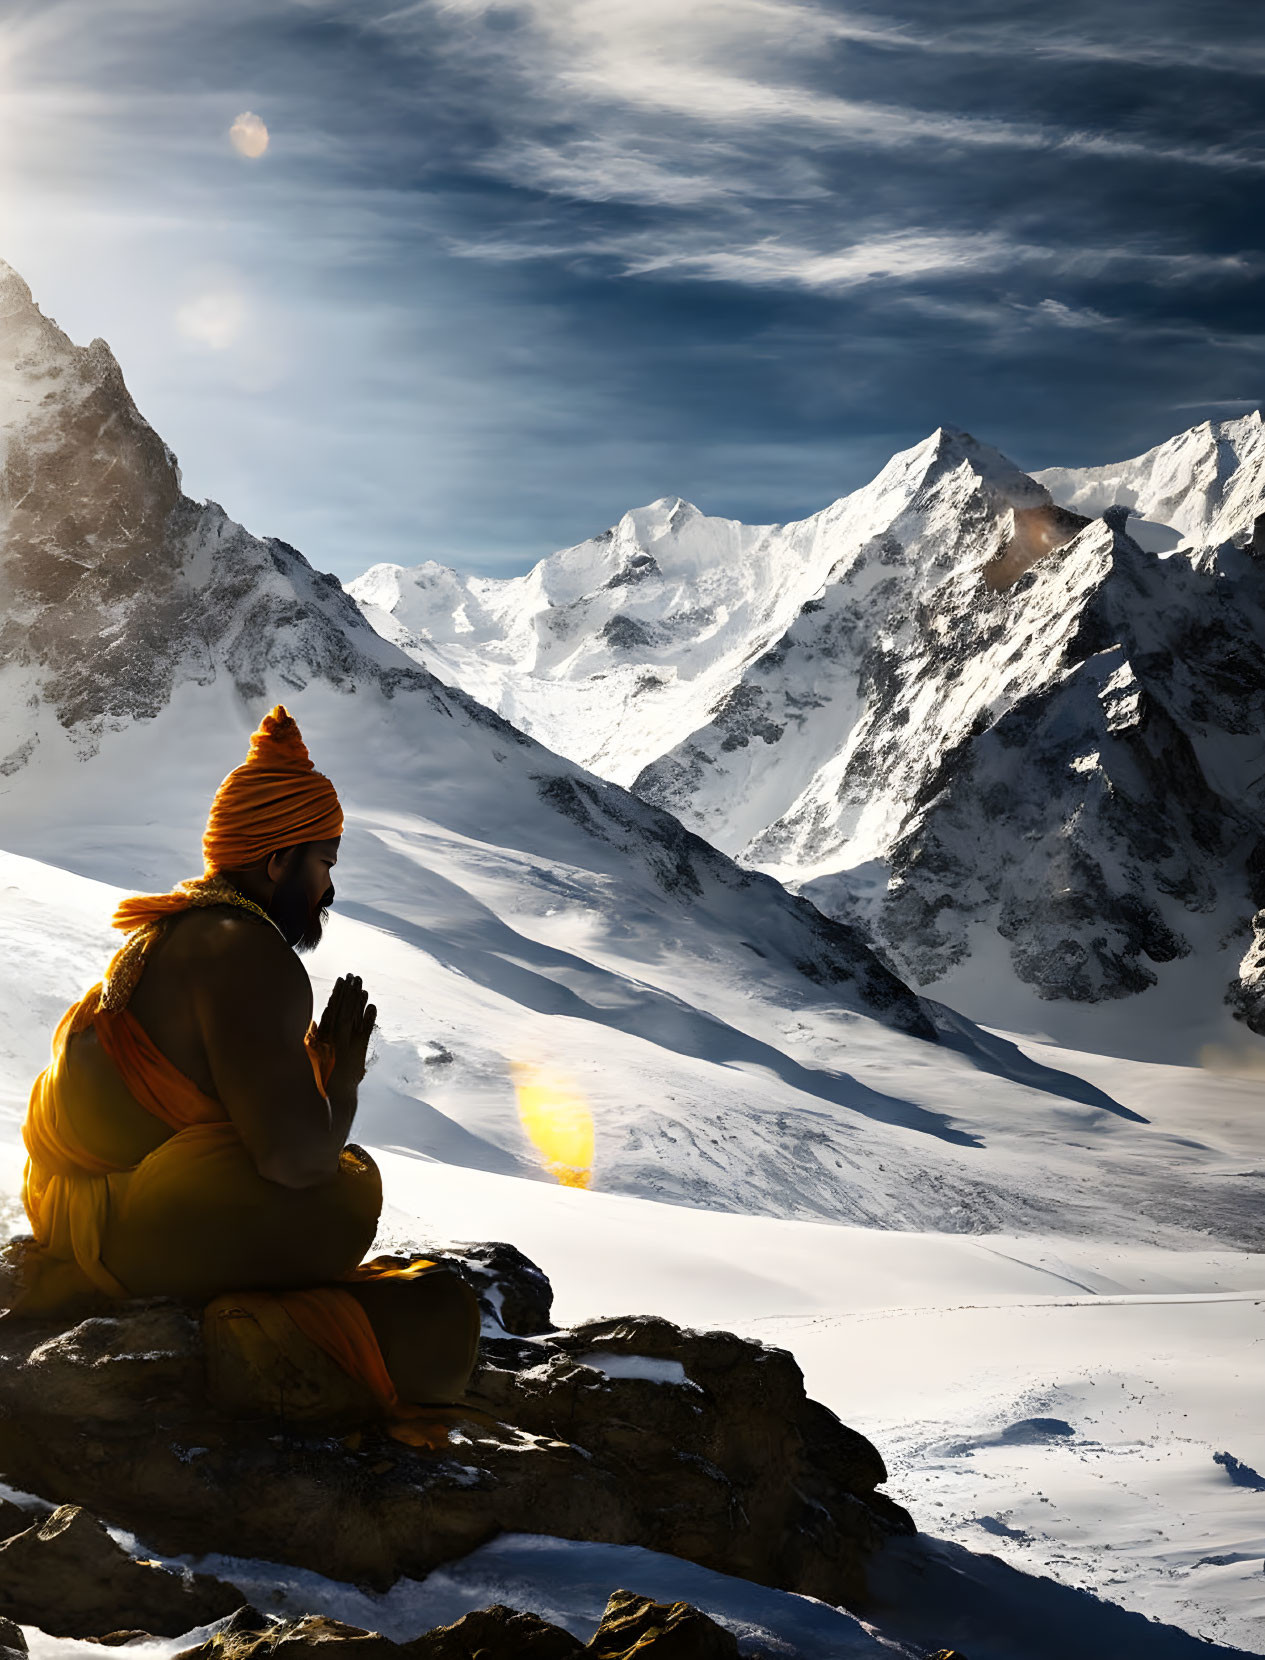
471;1313;907;1603
0;1249;911;1611
172;1592;743;1660
0;1504;242;1638
1228;908;1265;1034
177;1608;402;1660
585;1589;738;1658
407;1604;584;1659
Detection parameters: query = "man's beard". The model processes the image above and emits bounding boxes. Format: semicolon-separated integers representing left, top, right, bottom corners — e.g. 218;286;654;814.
268;874;335;953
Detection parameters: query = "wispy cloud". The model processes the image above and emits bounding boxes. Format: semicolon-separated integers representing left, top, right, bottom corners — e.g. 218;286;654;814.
366;0;1265;183
447;222;1260;298
1171;398;1263;411
813;11;1265;78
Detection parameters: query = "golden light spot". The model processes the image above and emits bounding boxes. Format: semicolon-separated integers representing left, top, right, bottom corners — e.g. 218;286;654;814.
230;111;269;160
511;1061;594;1189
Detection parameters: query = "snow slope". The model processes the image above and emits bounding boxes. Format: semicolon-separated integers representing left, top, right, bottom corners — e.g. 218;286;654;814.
353;416;1265;1052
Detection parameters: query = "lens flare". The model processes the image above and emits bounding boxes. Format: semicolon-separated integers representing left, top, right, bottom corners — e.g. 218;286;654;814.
176;288;245;350
230;112;269;159
511;1062;594;1189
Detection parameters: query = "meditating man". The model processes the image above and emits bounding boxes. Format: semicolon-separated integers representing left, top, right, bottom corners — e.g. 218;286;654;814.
14;706;478;1429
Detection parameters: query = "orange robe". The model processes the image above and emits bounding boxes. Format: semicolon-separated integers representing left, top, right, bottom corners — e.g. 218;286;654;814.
18;879;476;1440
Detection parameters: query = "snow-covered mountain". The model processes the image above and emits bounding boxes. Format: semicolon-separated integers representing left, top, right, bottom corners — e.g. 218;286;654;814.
352;416;1265;1052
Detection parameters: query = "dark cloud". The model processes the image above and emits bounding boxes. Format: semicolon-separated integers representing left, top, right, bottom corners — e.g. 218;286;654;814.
0;0;1261;575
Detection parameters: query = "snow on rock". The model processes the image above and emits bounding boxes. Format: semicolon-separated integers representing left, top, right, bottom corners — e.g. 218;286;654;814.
353;409;1265;1048
571;1351;696;1389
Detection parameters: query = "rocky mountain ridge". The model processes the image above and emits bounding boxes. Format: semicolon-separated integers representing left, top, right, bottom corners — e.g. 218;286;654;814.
353;412;1265;1041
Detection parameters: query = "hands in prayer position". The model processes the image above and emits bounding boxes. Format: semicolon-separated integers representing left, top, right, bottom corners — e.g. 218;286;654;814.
318;974;377;1090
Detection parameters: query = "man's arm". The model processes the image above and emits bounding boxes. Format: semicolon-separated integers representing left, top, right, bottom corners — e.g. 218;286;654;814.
193;918;373;1189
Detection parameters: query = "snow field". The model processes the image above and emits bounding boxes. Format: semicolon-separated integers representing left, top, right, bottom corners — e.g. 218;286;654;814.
4;839;1261;1649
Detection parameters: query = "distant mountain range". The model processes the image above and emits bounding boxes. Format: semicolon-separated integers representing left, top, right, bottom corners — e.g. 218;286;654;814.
351;413;1265;1041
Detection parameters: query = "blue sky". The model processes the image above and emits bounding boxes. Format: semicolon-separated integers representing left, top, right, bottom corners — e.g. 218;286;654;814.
1;0;1262;577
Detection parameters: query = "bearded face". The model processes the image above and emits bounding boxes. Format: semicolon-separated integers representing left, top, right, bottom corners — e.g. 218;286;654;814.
266;840;338;953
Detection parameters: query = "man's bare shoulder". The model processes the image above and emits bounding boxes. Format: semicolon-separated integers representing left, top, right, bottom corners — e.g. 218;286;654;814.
173;907;305;980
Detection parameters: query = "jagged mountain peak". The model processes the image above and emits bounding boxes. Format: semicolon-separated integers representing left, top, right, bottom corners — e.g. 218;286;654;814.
0;258;36;309
0;260;427;755
0;280;183;610
862;424;1051;513
1036;409;1265;549
626;494;703;523
352;419;1090;793
0;258;123;391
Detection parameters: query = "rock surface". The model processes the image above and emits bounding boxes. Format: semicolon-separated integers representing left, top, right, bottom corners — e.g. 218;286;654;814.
436;1241;557;1337
177;1608;400;1660
174;1593;743;1660
586;1588;739;1658
0;1503;242;1638
407;1604;583;1658
0;1252;911;1612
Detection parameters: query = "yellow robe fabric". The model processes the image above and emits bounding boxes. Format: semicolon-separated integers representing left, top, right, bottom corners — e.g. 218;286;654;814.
17;882;476;1438
21;971;378;1309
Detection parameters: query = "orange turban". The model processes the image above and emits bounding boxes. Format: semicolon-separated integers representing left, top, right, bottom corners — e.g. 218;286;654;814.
201;706;343;874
